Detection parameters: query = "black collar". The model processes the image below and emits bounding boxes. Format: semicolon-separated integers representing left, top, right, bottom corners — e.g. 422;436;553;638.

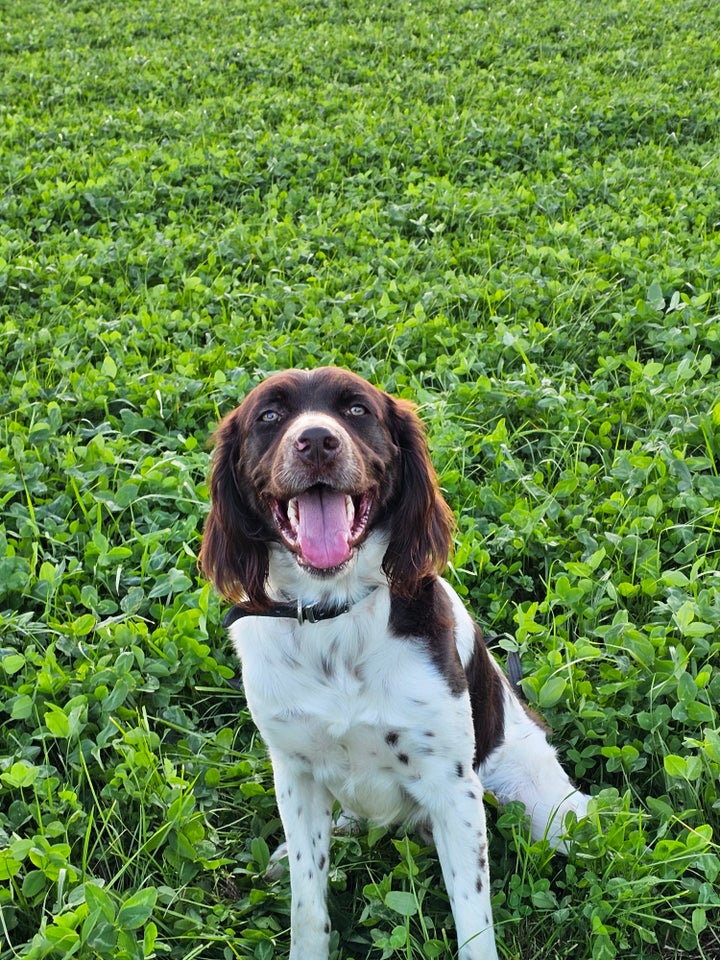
222;587;379;628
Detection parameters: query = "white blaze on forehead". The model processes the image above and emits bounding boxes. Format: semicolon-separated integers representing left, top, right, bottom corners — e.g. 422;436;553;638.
283;411;353;445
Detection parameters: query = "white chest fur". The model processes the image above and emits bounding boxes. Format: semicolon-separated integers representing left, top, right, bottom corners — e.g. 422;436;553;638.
230;586;475;826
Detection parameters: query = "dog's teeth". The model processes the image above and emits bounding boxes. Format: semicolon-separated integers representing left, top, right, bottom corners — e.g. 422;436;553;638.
287;498;299;531
345;495;354;524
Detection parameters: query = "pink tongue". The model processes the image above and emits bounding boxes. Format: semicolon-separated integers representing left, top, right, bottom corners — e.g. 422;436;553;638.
296;488;353;569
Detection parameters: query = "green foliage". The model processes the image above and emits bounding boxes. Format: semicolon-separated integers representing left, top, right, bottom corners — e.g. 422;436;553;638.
1;0;719;956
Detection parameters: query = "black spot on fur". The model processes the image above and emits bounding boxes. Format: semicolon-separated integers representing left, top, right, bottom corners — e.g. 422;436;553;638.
456;762;463;778
389;578;467;696
476;875;483;893
385;731;399;746
324;922;330;935
466;624;506;765
397;753;409;765
318;854;326;870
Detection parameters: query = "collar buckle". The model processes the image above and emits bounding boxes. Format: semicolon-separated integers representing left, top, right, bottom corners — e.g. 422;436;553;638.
297;600;318;625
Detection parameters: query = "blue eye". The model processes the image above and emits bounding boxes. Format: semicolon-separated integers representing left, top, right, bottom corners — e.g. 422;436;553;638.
348;404;367;416
260;410;280;423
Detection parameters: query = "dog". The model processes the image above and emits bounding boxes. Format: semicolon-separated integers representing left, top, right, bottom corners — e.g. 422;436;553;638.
200;366;590;960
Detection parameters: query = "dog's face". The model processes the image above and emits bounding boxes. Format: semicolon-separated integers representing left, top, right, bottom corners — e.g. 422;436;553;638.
231;367;401;574
200;367;454;607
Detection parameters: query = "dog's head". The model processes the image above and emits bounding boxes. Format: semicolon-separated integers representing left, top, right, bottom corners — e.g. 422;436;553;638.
199;367;454;608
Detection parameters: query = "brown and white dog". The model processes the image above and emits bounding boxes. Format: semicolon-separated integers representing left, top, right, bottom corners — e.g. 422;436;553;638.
200;366;589;960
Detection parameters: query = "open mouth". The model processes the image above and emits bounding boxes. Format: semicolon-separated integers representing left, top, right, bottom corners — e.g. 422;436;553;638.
270;485;374;572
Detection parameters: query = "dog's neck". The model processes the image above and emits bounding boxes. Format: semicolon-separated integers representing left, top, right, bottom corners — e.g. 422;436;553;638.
222;588;381;627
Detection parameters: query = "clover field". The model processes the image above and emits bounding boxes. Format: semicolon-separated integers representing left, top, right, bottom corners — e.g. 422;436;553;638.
1;0;720;957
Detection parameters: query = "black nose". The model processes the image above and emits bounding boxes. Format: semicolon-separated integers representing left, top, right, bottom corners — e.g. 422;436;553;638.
295;426;341;466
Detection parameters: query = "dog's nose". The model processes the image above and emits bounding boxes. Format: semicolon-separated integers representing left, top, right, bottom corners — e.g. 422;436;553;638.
295;426;341;466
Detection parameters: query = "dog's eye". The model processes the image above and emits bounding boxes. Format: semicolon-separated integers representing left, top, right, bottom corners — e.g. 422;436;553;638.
347;404;367;417
259;410;281;423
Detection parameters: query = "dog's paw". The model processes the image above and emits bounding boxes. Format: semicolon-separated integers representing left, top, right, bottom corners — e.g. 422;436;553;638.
544;790;591;853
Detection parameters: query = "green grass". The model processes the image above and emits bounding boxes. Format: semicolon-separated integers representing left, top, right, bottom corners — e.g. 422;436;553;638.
1;0;719;957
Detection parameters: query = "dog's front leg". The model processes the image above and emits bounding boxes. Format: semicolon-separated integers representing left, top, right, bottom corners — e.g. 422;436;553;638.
429;772;499;960
273;761;334;960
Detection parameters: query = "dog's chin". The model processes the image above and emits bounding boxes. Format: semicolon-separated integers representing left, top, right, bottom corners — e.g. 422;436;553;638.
270;534;359;579
294;551;356;579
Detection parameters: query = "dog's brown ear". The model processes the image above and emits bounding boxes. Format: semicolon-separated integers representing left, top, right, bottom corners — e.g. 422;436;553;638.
199;409;271;609
381;397;454;597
